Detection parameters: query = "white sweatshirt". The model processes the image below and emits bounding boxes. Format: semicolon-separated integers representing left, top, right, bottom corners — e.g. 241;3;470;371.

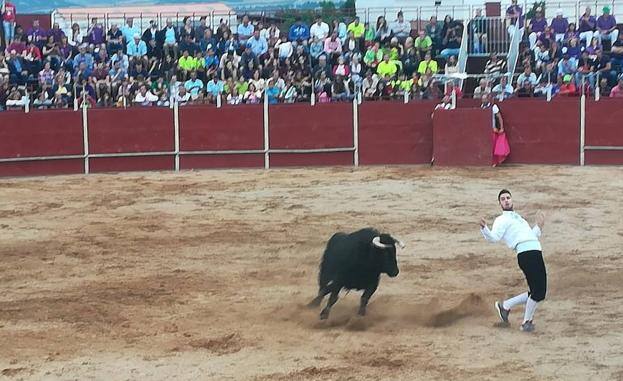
481;210;542;253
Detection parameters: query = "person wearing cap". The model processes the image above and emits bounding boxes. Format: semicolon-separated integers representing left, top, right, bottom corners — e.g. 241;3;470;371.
527;8;547;49
578;7;597;45
558;73;577;95
596;6;619;47
550;9;568;43
288;17;310;42
480;190;547;333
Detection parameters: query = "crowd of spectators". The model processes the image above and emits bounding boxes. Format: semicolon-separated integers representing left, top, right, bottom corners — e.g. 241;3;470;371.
0;10;468;110
478;3;623;99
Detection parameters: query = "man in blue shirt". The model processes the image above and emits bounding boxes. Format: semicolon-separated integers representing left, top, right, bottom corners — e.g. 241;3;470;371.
184;71;204;100
121;17;141;44
247;30;268;58
237;15;254;45
126;34;147;66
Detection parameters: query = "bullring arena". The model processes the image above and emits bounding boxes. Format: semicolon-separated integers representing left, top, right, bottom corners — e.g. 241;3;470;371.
2;164;623;380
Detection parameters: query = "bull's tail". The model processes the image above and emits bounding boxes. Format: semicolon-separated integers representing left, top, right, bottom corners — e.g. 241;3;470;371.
318;233;343;289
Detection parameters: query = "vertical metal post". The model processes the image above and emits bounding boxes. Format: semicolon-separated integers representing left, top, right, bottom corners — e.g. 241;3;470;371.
174;100;180;171
216;91;222;108
82;103;90;174
263;92;270;169
352;98;359;167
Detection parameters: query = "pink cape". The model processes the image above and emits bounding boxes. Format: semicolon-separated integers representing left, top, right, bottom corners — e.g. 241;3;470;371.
492;131;510;166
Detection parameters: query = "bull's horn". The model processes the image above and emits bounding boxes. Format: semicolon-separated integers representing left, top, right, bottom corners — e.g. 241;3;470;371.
372;236;393;249
395;239;406;249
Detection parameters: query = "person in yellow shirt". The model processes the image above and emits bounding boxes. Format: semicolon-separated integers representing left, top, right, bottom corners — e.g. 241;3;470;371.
417;52;438;75
377;54;397;78
347;16;365;39
178;50;196;81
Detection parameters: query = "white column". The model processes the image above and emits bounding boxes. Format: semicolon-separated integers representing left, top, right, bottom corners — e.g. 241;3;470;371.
263;92;270;169
352;98;359;167
174;100;180;171
82;104;90;174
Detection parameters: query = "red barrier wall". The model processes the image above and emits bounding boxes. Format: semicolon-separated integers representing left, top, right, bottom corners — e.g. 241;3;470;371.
179;105;264;169
269;103;354;167
358;101;435;165
433;108;492;166
584;99;623;165
88;108;174;173
499;99;580;165
0;110;84;177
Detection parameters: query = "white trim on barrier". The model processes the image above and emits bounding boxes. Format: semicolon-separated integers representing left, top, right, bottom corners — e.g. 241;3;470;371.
180;150;266;155
82;104;90;174
584;146;623;151
89;152;175;158
0;155;86;163
353;98;359;167
580;89;586;166
263;93;270;169
270;148;356;154
174;100;180;171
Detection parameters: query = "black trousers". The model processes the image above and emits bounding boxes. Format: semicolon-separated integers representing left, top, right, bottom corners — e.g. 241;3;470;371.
517;250;547;302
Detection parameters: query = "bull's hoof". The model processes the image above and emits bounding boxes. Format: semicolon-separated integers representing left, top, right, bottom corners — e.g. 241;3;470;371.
307;298;321;308
357;309;367;317
319;310;330;320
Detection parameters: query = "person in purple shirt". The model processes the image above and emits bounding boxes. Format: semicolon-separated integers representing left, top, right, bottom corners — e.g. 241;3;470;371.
48;22;66;44
564;23;579;45
596;6;619;48
550;9;568;43
528;8;547;49
87;18;105;45
506;0;524;37
578;7;597;44
26;19;48;49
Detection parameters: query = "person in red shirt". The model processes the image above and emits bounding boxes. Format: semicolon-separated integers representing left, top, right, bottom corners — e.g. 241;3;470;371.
558;74;577;96
2;0;17;47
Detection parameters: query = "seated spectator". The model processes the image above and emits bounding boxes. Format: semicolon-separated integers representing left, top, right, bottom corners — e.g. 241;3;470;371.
288;17;310;42
558;53;578;77
184;70;204;100
473;78;491;99
425;16;443;55
77;89;97;108
440;29;461;59
179;16;195;42
127;34;148;66
610;77;623;97
363;42;383;70
492;75;514;99
533;76;553;97
206;75;224;103
392;11;411;42
343;32;361;63
375;16;391;44
237;15;254;45
243;83;262;103
558;74;577;95
161;19;179;60
68;23;85;48
362;70;379;99
331;74;352;101
310;15;330;41
27;19;48;48
575;51;596;89
347;16;365;39
596;6;618;48
414;30;432;60
332;18;347;40
578;7;597;45
516;79;534;97
106;24;124;55
444;80;463;98
516;65;538;87
350;55;363;85
33;85;53;109
333;56;349;77
265;78;280;104
5;87;25;109
121;18;141;45
377;54;397;78
610;33;623;77
323;31;342;63
445;55;458;75
550;9;569;43
484;53;506;77
528;8;548;49
175;85;191;105
280;78;298;103
248;30;268;59
417;52;438;75
564;23;579;46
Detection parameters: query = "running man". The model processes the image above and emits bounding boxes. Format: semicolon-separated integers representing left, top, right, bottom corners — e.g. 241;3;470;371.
479;189;547;332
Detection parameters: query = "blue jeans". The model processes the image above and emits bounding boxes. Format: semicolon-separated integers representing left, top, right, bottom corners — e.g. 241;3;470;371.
439;48;460;59
3;21;14;42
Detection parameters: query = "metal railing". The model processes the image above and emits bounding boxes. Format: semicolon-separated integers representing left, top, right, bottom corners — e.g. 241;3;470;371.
466;16;513;56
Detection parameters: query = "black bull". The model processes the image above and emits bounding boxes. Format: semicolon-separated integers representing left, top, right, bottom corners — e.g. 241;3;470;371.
308;228;405;320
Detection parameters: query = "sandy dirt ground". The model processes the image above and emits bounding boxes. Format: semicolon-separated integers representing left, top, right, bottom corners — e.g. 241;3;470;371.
1;165;623;381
